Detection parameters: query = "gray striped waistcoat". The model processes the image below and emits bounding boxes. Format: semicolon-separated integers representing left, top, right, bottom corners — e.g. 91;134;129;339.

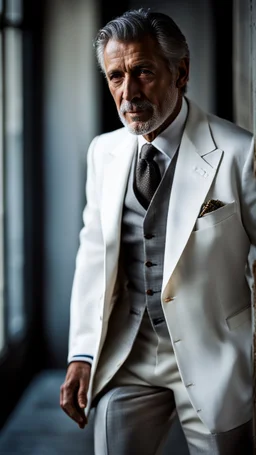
121;149;178;337
92;149;178;396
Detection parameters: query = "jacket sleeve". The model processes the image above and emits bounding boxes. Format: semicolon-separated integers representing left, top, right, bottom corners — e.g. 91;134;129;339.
67;136;104;365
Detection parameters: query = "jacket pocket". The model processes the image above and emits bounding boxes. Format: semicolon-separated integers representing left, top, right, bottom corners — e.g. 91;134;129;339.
226;305;251;330
194;201;236;231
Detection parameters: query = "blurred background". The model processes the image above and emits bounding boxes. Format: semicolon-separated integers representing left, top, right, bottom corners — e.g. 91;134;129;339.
0;0;255;453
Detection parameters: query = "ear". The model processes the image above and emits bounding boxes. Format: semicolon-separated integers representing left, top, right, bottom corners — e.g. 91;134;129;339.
176;58;189;89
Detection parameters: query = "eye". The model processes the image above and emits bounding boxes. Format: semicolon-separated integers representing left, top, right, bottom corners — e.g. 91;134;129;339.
109;72;122;81
134;67;153;77
140;69;152;74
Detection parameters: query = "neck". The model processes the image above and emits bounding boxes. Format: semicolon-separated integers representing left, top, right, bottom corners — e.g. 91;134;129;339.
143;95;183;142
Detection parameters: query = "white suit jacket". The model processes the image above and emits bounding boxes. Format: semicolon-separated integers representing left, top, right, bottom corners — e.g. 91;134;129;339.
68;97;256;433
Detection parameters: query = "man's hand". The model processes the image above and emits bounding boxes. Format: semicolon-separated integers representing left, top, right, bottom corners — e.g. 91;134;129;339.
60;361;91;429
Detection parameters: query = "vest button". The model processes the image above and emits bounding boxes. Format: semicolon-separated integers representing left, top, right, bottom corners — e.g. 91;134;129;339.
146;289;154;296
145;261;153;267
144;234;154;239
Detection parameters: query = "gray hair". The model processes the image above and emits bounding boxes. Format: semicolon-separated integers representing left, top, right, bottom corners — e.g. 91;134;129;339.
93;8;190;93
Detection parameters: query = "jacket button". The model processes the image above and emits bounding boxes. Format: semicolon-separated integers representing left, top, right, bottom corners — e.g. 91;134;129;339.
146;289;154;296
164;296;174;303
144;234;154;239
145;261;153;267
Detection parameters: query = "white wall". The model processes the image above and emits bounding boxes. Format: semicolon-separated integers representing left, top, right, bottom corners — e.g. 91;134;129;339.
43;0;100;366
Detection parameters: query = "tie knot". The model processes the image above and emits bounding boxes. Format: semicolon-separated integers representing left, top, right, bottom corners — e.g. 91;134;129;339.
140;143;157;161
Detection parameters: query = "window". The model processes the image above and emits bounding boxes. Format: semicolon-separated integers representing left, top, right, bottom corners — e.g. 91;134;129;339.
5;0;22;23
5;26;24;339
0;25;4;352
0;0;24;353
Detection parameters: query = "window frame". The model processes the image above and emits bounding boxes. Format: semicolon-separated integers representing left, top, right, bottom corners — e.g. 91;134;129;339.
0;0;26;360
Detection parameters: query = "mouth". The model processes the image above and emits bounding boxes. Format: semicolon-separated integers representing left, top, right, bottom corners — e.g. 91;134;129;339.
126;110;146;116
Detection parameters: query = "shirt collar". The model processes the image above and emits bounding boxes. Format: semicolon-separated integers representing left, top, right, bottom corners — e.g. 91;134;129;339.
138;97;188;160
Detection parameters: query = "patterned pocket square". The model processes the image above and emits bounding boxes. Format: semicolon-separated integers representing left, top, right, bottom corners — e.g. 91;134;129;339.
199;199;225;218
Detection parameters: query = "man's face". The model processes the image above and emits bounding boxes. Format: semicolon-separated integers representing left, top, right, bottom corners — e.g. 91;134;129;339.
103;36;188;140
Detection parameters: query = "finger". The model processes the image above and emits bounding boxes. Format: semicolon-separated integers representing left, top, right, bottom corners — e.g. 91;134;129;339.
77;381;88;409
60;383;66;407
60;384;63;407
77;412;87;429
61;380;76;410
61;381;85;426
63;401;85;426
75;398;87;427
62;404;85;427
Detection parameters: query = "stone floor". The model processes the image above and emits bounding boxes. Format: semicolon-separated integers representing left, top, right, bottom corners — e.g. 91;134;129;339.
0;369;189;454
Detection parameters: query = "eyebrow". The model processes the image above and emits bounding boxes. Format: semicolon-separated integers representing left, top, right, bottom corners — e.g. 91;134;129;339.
106;69;122;79
133;63;156;70
107;62;156;76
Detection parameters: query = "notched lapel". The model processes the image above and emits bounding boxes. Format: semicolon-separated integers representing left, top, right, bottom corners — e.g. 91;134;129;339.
162;129;223;295
101;134;137;305
101;135;137;249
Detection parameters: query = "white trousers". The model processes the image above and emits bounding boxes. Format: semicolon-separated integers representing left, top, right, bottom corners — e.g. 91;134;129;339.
94;310;210;453
93;310;253;454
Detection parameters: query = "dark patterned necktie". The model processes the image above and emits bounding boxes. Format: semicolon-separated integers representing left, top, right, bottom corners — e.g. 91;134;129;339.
134;143;161;210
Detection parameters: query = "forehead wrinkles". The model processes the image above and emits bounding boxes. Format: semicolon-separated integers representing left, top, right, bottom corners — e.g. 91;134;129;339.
104;39;160;71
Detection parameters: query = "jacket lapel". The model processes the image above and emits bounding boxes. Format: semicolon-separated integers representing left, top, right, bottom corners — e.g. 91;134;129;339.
100;100;224;299
162;101;223;294
101;134;137;291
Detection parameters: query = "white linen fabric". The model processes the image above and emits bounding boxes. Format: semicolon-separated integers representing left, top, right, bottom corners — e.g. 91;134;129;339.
68;97;256;433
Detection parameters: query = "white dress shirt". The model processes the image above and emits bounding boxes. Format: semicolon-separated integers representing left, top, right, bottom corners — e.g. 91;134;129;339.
138;97;188;176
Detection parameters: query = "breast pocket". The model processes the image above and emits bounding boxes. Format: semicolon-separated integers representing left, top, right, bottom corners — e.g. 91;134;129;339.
194;201;237;231
226;305;251;330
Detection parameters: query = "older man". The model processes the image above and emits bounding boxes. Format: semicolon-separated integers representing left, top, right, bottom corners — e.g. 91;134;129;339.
60;8;256;454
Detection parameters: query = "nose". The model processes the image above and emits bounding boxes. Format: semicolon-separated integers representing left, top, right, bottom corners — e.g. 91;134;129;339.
122;74;141;101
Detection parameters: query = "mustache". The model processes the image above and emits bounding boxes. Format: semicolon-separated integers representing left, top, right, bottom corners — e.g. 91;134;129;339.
120;100;153;115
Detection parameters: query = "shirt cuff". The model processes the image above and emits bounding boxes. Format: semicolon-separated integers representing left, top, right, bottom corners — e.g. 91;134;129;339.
68;354;93;365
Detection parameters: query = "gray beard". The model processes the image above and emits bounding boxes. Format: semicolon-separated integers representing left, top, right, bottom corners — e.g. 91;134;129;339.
118;85;178;136
118;114;159;135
